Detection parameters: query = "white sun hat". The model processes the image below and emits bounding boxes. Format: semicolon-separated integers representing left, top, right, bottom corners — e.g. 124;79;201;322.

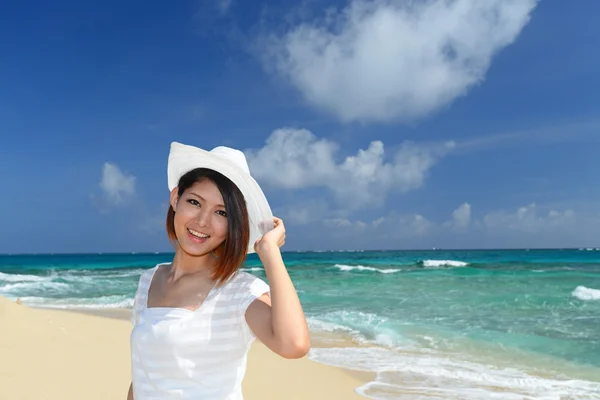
167;142;274;254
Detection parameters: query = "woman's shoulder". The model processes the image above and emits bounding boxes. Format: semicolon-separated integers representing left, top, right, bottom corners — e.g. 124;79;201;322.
224;271;269;312
228;270;268;287
143;263;161;278
222;271;270;300
136;263;166;288
131;264;165;324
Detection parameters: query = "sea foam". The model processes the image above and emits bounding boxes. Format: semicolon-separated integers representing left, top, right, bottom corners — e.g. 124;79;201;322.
572;285;600;301
334;264;402;273
422;260;468;268
16;295;134;309
309;346;600;400
307;310;408;348
0;272;47;282
0;281;71;294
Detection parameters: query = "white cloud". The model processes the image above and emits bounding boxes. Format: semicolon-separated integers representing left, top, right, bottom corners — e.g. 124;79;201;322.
452;203;472;229
334;212;433;236
307;211;434;249
354;212;434;240
285;201;600;250
261;0;537;122
99;163;136;205
273;199;335;225
483;203;576;233
411;214;433;236
246;128;454;210
217;0;232;14
324;218;358;229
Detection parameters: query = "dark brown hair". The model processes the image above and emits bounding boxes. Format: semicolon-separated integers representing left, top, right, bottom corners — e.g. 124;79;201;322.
166;168;250;285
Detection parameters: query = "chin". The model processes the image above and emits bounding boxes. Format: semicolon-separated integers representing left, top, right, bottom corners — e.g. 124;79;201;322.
177;239;218;257
180;244;211;257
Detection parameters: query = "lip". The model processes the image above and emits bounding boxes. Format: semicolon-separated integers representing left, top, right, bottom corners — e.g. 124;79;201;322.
187;229;209;244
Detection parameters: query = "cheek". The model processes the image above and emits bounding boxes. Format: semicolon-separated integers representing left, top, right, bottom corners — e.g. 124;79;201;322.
213;217;228;238
174;211;190;233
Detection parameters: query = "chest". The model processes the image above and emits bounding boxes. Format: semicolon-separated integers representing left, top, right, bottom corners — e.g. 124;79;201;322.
132;296;248;362
147;271;215;312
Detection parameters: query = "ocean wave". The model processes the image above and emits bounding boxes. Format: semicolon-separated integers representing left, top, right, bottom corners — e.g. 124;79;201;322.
309;347;600;400
572;286;600;301
241;267;264;272
333;264;402;274
0;268;146;300
83;269;146;278
15;295;134;309
421;260;468;268
45;269;145;281
0;281;71;294
307;317;359;335
0;272;47;282
0;269;144;283
307;311;407;347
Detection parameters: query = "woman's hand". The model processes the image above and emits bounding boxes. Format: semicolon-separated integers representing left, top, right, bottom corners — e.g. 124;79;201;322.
254;217;285;255
247;216;310;359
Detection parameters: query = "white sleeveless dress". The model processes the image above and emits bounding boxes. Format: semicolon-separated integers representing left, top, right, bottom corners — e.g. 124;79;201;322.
130;263;270;400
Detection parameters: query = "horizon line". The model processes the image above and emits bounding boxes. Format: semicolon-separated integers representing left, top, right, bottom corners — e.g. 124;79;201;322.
1;246;599;256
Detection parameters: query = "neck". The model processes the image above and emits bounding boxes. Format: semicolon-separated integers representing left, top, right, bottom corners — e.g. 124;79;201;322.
169;245;216;281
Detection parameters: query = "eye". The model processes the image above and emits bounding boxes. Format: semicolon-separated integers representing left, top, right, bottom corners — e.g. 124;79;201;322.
216;210;227;217
187;199;200;206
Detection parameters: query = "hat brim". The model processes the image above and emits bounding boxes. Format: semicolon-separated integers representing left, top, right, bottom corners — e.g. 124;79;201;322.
168;142;273;254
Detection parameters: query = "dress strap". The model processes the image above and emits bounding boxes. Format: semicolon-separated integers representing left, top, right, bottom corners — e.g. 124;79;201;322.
131;264;163;325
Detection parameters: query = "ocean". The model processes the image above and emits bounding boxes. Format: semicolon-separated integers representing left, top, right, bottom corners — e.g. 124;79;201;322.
1;249;599;399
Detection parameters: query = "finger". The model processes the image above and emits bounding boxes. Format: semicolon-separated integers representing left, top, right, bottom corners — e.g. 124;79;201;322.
275;220;285;232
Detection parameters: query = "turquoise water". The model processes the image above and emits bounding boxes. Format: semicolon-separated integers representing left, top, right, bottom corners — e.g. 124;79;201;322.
1;249;600;398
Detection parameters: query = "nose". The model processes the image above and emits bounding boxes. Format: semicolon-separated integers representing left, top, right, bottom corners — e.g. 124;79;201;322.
196;208;211;228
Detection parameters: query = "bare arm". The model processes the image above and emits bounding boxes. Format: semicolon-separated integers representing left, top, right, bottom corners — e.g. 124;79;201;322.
127;382;133;400
246;218;310;359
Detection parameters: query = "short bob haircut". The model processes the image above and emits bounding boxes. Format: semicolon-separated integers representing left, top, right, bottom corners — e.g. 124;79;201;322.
166;168;250;286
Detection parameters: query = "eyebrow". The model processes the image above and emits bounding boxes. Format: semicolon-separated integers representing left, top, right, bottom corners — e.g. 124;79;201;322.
188;192;225;208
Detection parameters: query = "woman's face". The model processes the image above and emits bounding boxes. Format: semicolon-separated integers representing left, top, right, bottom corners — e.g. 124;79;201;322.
171;179;228;256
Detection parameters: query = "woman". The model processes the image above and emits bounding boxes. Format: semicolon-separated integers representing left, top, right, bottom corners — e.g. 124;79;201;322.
128;142;310;399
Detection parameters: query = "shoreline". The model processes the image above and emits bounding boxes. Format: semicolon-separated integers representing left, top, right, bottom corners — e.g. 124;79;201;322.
36;306;600;396
3;249;600;399
6;302;600;399
1;300;375;399
64;306;377;386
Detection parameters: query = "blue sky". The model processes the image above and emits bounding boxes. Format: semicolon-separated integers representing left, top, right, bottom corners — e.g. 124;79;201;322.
1;0;599;253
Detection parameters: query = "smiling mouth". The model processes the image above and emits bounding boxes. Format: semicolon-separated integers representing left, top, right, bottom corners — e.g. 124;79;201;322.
187;228;210;239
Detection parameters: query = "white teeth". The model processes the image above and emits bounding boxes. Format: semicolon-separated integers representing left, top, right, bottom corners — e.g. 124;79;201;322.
188;229;209;238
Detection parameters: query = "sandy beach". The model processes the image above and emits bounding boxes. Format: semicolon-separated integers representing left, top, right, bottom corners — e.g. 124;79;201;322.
0;296;371;400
